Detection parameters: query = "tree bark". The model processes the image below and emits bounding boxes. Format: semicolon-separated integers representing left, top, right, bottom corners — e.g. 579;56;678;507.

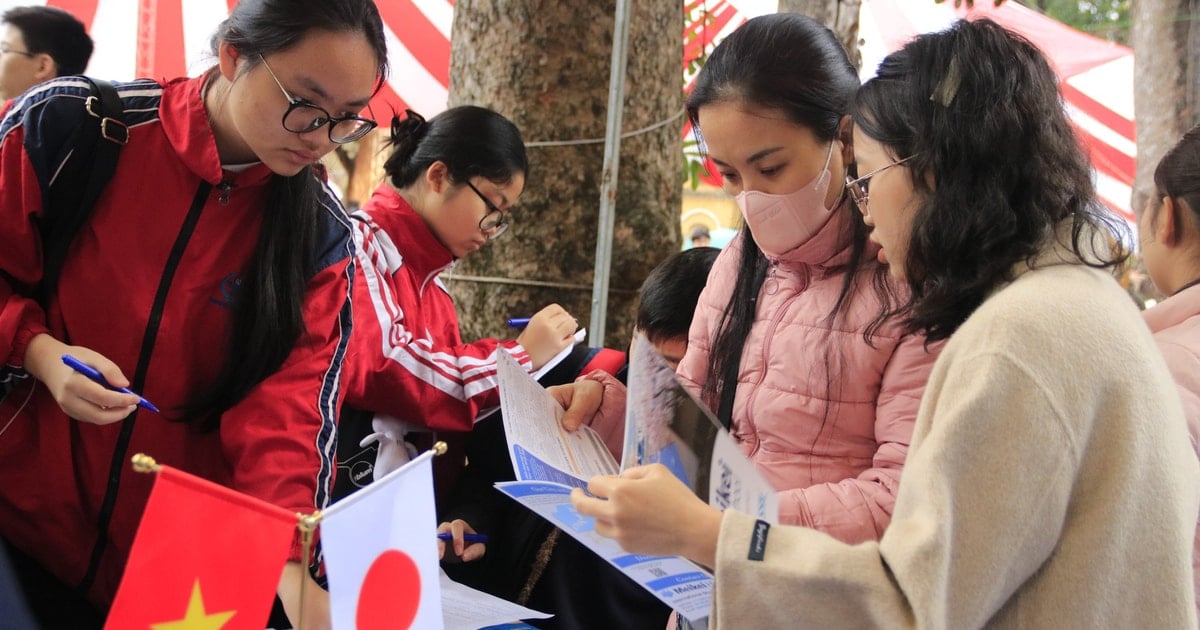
447;0;682;349
1131;0;1199;215
778;0;863;68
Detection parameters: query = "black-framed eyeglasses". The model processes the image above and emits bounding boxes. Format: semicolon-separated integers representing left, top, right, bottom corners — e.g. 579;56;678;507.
259;55;377;144
845;155;916;215
465;181;510;239
0;44;34;58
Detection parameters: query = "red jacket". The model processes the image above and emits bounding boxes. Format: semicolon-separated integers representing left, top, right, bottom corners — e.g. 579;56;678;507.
340;184;532;432
0;76;351;607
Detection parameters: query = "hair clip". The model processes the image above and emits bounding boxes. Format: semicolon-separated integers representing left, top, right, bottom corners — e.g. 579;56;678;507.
929;57;962;107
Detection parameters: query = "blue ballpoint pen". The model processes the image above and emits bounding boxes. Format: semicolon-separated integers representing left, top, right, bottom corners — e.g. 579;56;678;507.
506;317;531;328
437;532;489;544
61;354;160;413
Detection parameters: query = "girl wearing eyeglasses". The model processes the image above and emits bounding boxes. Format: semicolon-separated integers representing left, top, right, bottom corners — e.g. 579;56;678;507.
573;18;1198;628
0;0;388;626
336;107;578;504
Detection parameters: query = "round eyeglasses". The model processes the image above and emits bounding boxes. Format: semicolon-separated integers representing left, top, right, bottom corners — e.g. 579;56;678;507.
465;181;510;239
845;155;916;215
259;55;377;144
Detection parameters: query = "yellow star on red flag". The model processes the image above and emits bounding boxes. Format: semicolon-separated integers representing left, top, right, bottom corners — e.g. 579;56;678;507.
150;580;236;630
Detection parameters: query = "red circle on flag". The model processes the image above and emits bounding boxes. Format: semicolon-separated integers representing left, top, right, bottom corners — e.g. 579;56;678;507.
356;549;422;630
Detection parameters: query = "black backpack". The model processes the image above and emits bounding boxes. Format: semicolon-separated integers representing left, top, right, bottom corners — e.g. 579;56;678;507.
0;78;124;398
36;77;127;305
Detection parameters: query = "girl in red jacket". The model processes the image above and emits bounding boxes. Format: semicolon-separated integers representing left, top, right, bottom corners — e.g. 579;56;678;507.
0;0;387;626
336;107;578;503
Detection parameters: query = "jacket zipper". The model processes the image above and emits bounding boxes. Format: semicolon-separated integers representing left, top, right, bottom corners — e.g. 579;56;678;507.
78;181;213;593
742;262;809;458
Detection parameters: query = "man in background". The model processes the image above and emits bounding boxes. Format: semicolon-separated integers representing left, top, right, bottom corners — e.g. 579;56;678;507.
689;225;712;248
0;5;92;103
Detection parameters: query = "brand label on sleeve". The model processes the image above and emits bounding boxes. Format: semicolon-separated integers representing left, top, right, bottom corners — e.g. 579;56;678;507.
748;519;770;561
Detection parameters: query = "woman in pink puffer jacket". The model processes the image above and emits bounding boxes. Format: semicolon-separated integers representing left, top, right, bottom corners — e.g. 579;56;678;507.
558;13;939;548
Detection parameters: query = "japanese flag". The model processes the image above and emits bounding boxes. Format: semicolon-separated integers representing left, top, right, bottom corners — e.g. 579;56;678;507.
321;449;442;629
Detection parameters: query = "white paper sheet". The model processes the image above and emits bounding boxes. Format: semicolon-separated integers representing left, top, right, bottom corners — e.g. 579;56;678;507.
441;570;551;630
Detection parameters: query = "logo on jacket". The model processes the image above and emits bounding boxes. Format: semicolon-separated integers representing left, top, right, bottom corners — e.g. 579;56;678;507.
209;273;242;309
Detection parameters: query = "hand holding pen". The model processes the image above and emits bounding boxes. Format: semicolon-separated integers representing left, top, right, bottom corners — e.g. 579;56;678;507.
19;335;152;426
437;519;488;563
512;304;579;370
48;350;159;424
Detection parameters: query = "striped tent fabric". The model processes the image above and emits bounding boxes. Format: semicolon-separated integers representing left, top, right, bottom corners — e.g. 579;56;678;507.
858;0;1136;223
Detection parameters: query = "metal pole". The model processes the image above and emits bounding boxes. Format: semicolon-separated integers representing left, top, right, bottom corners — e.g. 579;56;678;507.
589;0;634;346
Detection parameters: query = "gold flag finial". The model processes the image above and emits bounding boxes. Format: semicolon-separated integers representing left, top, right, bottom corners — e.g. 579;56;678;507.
131;453;160;474
297;511;321;533
433;441;448;456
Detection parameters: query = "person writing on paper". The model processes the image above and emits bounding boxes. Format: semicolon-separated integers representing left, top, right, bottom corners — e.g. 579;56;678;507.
573;19;1199;628
1138;125;1200;614
556;13;938;549
0;0;389;627
337;107;577;499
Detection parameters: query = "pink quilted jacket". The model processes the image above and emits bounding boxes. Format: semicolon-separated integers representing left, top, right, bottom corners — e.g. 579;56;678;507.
1143;282;1200;615
676;212;940;544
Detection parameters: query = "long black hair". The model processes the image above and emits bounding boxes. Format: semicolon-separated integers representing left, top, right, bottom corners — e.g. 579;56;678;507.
687;13;895;414
853;18;1126;341
384;106;529;189
190;0;388;426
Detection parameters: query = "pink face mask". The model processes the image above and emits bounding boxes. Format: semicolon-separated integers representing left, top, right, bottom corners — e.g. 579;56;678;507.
734;141;837;259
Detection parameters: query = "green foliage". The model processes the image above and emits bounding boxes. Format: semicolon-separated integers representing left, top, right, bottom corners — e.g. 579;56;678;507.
1017;0;1131;45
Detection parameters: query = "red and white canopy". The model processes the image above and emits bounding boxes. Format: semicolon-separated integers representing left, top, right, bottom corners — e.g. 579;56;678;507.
859;0;1136;222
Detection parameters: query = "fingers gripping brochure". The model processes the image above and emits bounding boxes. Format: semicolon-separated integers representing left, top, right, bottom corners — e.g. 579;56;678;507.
493;342;777;623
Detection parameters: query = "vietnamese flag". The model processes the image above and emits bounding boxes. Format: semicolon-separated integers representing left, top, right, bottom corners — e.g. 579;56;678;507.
105;464;299;630
322;450;442;629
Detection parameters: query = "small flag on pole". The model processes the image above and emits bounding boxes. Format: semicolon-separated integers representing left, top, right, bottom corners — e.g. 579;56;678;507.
321;449;442;630
105;455;298;630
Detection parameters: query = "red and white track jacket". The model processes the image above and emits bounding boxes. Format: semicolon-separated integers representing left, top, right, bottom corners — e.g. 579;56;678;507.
341;184;532;433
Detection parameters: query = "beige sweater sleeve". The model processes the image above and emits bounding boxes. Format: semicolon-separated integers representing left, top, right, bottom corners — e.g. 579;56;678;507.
713;351;1078;629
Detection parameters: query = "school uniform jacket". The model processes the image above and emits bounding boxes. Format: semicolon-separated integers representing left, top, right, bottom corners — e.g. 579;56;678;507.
340;184;532;433
0;75;351;608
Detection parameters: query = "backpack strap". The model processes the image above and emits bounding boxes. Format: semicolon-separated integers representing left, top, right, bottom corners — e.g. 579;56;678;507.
37;78;127;306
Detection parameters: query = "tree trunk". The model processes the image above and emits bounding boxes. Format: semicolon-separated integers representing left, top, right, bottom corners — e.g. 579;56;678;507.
342;129;386;210
1131;0;1199;215
778;0;863;68
447;0;682;350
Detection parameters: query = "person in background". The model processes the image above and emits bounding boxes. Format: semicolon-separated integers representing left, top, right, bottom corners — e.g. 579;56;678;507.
573;18;1199;628
0;6;92;103
336;106;577;505
440;246;721;629
689;225;711;248
0;0;388;627
1138;124;1200;616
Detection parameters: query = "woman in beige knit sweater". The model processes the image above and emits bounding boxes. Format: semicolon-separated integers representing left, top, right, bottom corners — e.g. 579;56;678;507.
572;19;1200;629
